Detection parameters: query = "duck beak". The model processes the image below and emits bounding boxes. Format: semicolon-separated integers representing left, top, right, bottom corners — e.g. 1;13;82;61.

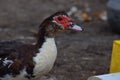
69;24;83;31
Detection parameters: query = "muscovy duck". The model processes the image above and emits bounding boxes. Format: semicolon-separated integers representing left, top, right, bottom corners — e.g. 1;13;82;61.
0;11;83;80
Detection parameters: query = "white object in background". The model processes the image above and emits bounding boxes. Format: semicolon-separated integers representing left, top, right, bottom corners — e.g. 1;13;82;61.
67;6;78;16
88;73;120;80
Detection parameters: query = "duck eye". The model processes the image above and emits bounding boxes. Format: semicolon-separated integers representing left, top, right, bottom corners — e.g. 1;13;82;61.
58;17;63;21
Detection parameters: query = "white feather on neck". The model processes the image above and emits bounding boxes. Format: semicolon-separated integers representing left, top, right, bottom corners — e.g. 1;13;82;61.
33;37;57;76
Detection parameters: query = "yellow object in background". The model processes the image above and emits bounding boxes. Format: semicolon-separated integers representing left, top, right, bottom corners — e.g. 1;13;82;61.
110;40;120;73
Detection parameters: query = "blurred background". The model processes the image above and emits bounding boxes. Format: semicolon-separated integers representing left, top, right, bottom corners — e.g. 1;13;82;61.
0;0;120;80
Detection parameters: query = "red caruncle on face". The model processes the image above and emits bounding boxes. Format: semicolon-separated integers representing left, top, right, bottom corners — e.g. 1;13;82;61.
53;15;74;30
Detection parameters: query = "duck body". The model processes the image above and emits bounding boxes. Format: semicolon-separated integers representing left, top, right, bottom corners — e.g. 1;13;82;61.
0;11;83;80
0;38;57;80
0;41;36;80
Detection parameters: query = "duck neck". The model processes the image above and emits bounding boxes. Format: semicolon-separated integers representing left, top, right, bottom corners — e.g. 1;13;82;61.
36;21;56;48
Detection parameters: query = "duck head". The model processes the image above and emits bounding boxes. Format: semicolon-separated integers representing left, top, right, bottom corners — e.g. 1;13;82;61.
51;11;83;31
39;11;83;37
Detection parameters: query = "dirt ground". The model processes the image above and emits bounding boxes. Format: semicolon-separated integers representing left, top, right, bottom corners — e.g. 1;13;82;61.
0;0;120;80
